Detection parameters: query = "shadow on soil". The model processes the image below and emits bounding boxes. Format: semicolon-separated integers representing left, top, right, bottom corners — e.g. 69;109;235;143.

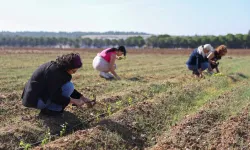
126;76;145;82
38;111;83;135
227;72;248;82
99;119;146;150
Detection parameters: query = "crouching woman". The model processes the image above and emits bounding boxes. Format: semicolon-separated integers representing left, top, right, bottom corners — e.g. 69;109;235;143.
207;45;227;73
92;46;126;80
186;44;214;78
21;53;92;116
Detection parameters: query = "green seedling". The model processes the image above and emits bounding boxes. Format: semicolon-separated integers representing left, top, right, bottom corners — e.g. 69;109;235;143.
128;97;133;105
60;122;68;137
107;104;112;116
41;128;51;146
19;140;31;150
213;73;225;76
116;100;122;109
96;112;100;122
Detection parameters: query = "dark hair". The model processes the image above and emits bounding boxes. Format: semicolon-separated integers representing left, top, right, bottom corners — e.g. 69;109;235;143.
118;46;126;56
105;46;126;56
56;53;82;70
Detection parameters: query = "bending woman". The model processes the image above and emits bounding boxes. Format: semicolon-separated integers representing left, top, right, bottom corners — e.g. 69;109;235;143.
22;53;92;116
186;44;214;78
93;46;126;80
207;45;227;73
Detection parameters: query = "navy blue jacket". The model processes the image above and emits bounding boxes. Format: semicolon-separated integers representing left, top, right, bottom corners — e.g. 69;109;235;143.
21;61;82;108
186;48;208;69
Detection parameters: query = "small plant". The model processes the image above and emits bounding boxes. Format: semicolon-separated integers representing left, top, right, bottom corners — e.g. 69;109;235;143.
41;128;51;146
115;100;122;109
128;97;133;105
96;112;100;122
60;122;68;137
91;94;96;100
19;140;31;150
213;72;225;76
107;104;112;116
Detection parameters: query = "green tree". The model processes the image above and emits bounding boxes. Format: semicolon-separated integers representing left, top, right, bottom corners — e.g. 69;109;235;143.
125;37;136;47
225;34;236;48
243;34;250;48
93;39;104;48
235;34;244;48
172;36;181;48
186;37;196;48
136;36;145;47
146;36;158;48
104;39;112;46
82;38;92;47
117;39;125;46
209;36;219;47
111;39;118;46
179;37;188;48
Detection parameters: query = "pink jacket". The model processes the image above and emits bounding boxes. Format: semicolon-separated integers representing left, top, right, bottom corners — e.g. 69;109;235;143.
99;48;116;63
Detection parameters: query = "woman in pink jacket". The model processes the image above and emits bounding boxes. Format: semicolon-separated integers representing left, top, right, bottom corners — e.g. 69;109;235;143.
93;46;126;80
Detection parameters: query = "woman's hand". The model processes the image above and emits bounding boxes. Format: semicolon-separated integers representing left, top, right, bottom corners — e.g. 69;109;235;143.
117;57;123;60
210;60;216;65
80;96;96;108
80;96;91;103
116;76;121;80
70;98;85;107
199;73;203;78
198;69;204;78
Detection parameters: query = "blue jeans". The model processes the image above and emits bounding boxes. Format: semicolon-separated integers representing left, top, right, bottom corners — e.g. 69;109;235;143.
37;82;74;111
187;62;209;72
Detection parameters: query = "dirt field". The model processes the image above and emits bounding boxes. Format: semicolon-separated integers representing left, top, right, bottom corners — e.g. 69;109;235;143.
1;47;250;55
0;48;250;150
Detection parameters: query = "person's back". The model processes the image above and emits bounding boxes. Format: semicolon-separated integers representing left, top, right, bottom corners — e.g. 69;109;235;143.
93;46;126;80
22;61;71;108
186;44;214;77
186;48;208;66
21;53;94;116
99;48;116;63
22;61;53;107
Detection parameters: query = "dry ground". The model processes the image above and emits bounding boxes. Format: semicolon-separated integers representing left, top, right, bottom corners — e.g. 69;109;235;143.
0;48;250;150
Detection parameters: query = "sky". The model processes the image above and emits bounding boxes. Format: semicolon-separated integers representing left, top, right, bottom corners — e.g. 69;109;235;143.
0;0;249;35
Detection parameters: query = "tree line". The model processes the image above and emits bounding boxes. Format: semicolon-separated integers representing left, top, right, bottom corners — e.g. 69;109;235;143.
0;31;149;38
0;32;250;49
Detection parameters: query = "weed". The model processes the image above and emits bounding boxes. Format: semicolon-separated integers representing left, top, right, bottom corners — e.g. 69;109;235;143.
96;112;100;122
128;97;133;105
41;128;51;146
19;140;31;150
60;122;68;137
115;100;123;109
107;104;112;116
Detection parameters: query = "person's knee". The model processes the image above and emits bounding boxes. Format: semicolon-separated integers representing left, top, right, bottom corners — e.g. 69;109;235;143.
187;65;194;71
201;63;209;71
64;81;74;88
62;82;74;97
37;98;47;109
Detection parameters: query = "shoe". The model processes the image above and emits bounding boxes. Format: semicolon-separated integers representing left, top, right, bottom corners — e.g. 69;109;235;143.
106;73;114;78
207;70;214;75
192;70;200;76
99;72;110;79
40;108;63;117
